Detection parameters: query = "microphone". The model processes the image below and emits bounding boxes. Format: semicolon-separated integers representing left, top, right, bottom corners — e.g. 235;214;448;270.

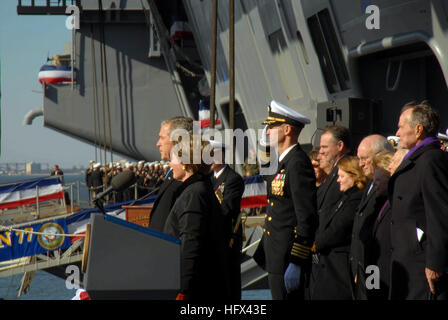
94;171;136;201
112;186;160;216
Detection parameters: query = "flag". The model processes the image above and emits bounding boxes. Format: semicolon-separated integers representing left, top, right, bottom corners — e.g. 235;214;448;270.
0;218;71;262
199;100;221;129
0;177;64;210
38;65;77;85
170;20;194;41
241;174;267;209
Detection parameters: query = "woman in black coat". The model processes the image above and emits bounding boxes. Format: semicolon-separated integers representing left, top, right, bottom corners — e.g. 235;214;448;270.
163;138;231;300
364;150;397;300
310;156;367;300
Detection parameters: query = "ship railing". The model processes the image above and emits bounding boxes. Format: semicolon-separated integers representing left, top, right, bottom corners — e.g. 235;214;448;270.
88;182;159;207
61;180;91;212
0;176;98;226
60;180;158;209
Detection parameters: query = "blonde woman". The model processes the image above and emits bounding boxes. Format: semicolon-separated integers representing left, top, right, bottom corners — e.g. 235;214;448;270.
163;137;231;301
372;150;394;196
310;156;367;299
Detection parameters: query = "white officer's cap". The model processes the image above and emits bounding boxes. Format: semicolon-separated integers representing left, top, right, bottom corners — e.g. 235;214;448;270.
263;100;311;127
387;136;400;148
438;132;448;141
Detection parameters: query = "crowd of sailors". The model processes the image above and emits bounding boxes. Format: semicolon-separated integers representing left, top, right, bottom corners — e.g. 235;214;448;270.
84;156;260;205
84;160;170;203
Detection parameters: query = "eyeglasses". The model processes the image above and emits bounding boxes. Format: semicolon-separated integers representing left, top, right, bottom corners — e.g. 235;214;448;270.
358;157;370;163
359;150;382;164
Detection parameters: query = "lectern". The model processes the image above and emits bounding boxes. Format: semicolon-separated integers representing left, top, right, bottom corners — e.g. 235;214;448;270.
83;213;180;299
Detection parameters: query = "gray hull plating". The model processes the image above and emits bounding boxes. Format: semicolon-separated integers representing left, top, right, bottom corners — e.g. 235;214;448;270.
33;0;448;160
43;22;192;161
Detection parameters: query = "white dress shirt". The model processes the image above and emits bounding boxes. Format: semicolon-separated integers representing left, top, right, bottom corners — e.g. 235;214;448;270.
214;165;227;179
279;144;297;162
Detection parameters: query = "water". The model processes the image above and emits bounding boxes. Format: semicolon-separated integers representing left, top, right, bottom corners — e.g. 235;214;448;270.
0;270;77;300
0;270;271;300
0;174;88;300
0;173;86;185
0;174;271;300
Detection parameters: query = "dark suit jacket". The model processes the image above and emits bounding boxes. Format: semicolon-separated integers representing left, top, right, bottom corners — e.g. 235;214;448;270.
255;144;317;274
388;142;448;300
148;170;182;232
367;200;391;300
85;168;92;187
317;163;344;214
349;181;387;299
211;165;245;300
310;187;363;300
90;169;104;188
163;173;231;300
211;166;245;226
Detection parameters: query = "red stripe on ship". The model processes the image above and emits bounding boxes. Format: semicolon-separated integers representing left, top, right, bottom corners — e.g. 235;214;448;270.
70;232;86;243
39;77;76;84
0;192;64;210
171;31;194;41
241;195;267;209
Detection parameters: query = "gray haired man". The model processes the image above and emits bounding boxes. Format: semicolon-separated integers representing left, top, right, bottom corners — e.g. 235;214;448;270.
388;101;448;300
148;116;193;232
350;134;394;299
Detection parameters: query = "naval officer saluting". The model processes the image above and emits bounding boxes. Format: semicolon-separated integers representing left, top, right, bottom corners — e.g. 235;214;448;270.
254;100;318;300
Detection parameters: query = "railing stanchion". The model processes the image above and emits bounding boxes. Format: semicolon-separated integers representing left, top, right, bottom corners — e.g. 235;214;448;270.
77;181;80;206
36;185;40;217
70;184;74;213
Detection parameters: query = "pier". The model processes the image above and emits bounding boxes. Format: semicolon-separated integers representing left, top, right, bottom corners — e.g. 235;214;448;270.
0;162;50;175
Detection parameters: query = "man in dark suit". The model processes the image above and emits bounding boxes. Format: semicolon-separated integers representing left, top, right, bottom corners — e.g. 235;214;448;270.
316;126;351;216
50;164;64;185
210;140;245;300
90;163;104;198
309;126;350;298
148;117;193;232
388;101;448;300
85;160;94;202
349;134;394;299
254;100;317;300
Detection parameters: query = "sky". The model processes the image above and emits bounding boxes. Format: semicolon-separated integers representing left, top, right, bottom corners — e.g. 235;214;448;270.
0;0;128;169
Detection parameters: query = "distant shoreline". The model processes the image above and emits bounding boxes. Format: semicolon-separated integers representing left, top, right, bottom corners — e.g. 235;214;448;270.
0;172;85;177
